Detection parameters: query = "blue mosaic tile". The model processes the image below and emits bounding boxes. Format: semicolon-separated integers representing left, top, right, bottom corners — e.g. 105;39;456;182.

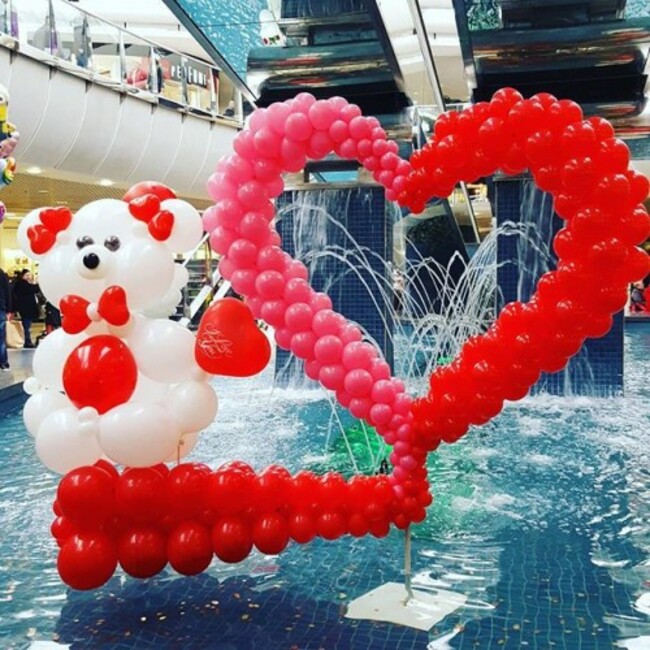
494;177;624;396
275;186;394;381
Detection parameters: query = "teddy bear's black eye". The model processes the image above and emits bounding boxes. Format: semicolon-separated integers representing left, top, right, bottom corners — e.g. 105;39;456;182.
104;236;121;252
76;235;94;249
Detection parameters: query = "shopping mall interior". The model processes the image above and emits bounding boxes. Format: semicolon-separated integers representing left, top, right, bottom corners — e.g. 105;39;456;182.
1;1;650;649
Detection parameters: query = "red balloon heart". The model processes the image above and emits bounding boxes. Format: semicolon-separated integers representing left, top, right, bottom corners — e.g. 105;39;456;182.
63;335;138;414
127;194;161;222
40;206;73;233
195;298;271;377
148;209;174;241
27;224;56;255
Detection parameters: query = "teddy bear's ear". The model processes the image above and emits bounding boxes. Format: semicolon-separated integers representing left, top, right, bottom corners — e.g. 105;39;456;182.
17;207;73;258
160;199;204;253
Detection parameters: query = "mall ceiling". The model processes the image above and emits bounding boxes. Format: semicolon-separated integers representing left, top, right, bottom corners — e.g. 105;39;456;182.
0;175;213;217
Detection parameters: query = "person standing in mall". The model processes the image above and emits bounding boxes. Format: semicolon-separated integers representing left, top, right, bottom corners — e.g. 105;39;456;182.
0;266;11;370
12;269;39;348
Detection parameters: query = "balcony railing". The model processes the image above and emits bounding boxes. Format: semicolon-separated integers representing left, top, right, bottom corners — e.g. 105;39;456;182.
0;0;244;122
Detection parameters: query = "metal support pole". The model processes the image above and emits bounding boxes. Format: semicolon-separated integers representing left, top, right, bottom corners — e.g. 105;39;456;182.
404;527;414;604
405;0;481;244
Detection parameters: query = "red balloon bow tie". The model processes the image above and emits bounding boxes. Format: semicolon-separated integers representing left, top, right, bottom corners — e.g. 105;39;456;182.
60;287;130;334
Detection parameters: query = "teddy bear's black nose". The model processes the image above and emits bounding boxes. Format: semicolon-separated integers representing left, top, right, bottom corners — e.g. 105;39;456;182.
83;253;100;270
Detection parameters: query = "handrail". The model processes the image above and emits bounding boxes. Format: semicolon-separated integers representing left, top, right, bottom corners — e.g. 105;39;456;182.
2;0;244;122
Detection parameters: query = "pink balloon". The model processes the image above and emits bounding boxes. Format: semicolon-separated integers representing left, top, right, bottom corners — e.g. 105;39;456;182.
369;358;391;381
233;130;256;159
285;302;313;331
336;389;352;408
255;270;285;300
373;139;389;157
357;139;373;158
207;173;238;202
312;309;342;337
209;227;237;256
225;154;255;182
394;394;411;415
349;116;372;140
228;239;258;268
342;341;375;371
267;102;292;135
265;177;285;198
377;171;395;187
393;176;407;194
340;323;363;344
239;212;271;246
319;364;346;391
202;205;220;233
292;92;317;112
391;466;408;483
247;296;263;318
338;138;358;159
329;120;349;143
284;278;313;304
260;299;287;328
308;100;338;130
254;128;282;159
308;132;334;160
340;104;362;122
285;113;313;142
280;139;307;172
397;424;411;441
329;96;349;111
238;181;269;211
314;335;343;364
380;153;399;170
257;246;286;272
371;127;385;140
284;260;309;282
248;108;268;132
384;433;396;445
367;116;381;129
217;257;236;281
363;156;379;171
254;159;282;182
275;328;293;349
399;455;418;471
290;331;317;360
231;269;258;296
394;441;410;455
349;397;371;419
371;379;396;404
305;359;321;381
344;369;373;397
310;292;333;313
214;198;245;229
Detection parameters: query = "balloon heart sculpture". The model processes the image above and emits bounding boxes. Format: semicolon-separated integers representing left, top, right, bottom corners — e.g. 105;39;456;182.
46;89;650;591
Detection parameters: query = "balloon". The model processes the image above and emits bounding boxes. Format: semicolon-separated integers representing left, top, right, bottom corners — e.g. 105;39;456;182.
57;533;117;590
36;409;103;474
195;298;270;377
168;381;218;433
99;403;180;467
57;466;115;528
63;335;137;414
167;463;211;518
253;514;290;555
128;318;196;384
115;467;167;524
33;329;85;392
212;518;253;563
160;199;203;253
24;389;69;437
118;527;167;578
167;522;213;575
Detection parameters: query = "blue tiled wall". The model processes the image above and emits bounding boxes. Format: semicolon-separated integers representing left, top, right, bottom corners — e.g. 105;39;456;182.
275;186;394;384
494;177;624;396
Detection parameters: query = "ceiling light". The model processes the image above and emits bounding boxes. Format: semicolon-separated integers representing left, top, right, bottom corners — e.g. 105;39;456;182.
99;179;114;187
26;166;42;174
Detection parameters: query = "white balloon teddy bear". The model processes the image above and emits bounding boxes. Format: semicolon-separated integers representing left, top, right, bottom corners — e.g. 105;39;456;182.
18;182;219;474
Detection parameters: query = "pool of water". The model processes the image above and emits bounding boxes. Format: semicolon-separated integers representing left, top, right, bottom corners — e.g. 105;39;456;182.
1;325;649;649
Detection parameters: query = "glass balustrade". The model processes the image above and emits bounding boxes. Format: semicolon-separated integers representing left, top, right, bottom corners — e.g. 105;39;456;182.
2;0;238;121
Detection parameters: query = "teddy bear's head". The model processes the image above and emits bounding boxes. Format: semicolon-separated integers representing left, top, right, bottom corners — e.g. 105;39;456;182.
17;182;203;312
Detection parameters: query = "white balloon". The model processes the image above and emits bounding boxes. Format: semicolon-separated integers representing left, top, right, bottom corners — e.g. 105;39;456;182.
130;372;169;404
99;403;180;467
165;431;200;462
24;390;70;437
36;408;103;474
141;265;188;318
161;199;204;253
168;381;218;433
128;318;196;383
111;237;175;310
33;329;86;392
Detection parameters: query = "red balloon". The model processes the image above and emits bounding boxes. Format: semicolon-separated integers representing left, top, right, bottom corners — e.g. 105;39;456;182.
57;533;117;590
167;522;213;575
63;335;137;414
51;516;76;547
255;465;292;512
94;459;119;479
209;465;254;516
317;512;347;540
118;527;167;578
195;297;271;377
212;517;253;563
288;512;316;544
167;464;211;519
253;513;290;554
115;468;167;525
57;466;115;529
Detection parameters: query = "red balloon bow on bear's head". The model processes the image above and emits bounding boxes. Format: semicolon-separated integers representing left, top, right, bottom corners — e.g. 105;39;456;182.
51;89;650;591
